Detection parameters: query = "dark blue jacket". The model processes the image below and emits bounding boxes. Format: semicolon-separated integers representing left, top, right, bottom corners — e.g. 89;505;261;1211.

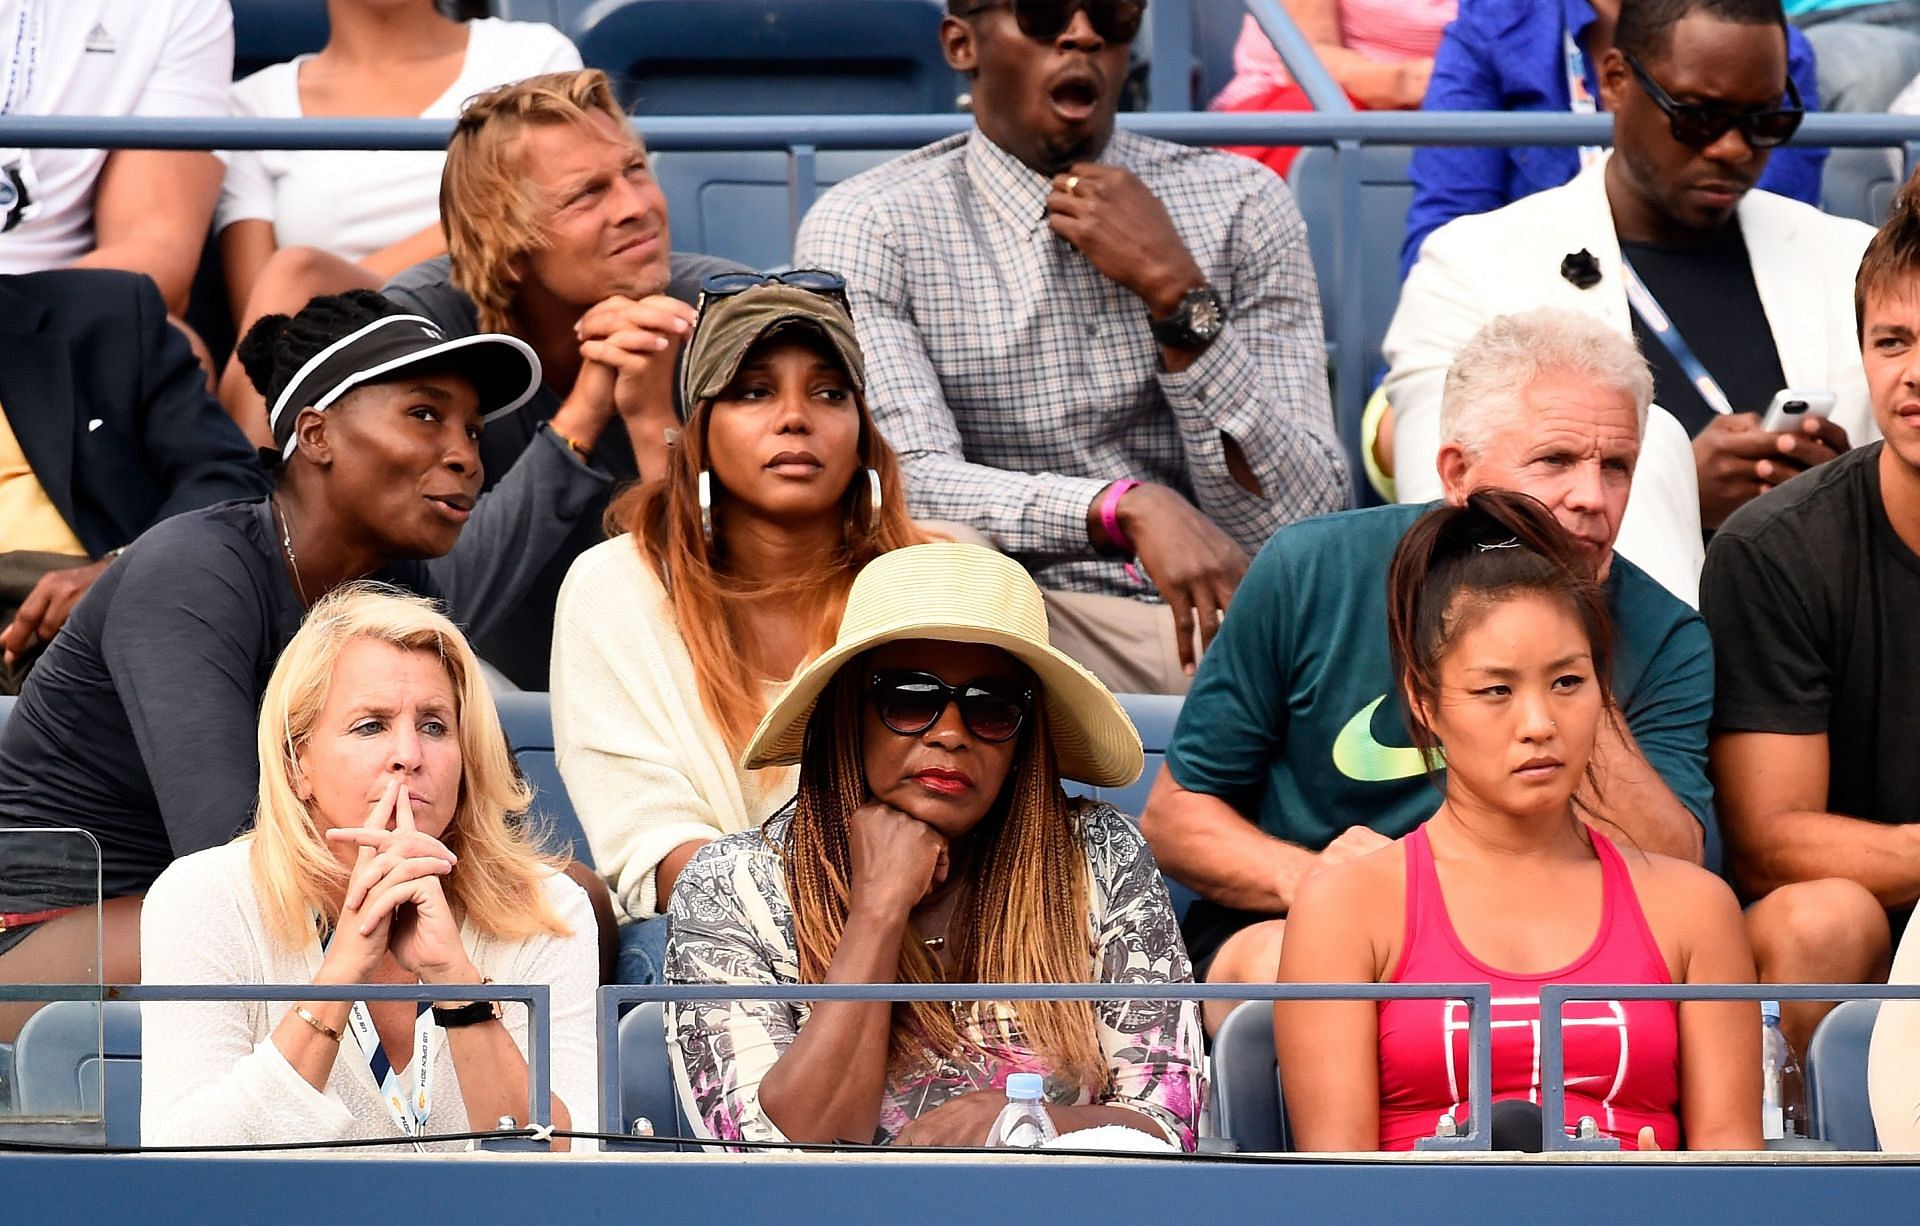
1401;0;1825;278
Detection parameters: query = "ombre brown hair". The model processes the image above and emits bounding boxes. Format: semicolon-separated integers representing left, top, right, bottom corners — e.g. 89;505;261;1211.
442;69;635;333
607;328;925;755
1384;490;1619;798
779;666;1106;1090
1855;167;1920;340
249;584;570;947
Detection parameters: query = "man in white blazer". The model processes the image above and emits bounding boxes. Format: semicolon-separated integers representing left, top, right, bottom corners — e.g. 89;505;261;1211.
1385;0;1875;608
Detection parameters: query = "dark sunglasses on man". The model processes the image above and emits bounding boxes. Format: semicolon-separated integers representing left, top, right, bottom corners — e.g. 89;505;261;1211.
1622;52;1804;151
868;670;1035;743
953;0;1147;46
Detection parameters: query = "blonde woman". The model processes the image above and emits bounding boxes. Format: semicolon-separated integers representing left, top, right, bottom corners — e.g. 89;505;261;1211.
551;275;922;984
665;543;1204;1150
140;586;597;1150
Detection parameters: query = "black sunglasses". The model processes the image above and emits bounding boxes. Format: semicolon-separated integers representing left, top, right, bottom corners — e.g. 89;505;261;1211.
868;670;1034;743
695;268;850;314
1622;53;1804;151
954;0;1146;45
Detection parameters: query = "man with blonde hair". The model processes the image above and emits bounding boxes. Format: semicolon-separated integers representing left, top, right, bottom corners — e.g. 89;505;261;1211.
385;70;739;687
1140;308;1713;1032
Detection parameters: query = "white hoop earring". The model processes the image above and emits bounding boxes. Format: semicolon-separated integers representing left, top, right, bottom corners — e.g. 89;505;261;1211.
698;469;714;544
866;468;883;519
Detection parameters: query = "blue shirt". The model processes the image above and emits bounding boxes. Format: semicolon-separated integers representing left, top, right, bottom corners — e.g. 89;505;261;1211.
1163;503;1716;854
1401;0;1825;278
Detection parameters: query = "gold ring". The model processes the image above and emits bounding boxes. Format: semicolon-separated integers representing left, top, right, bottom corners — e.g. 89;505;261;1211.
1065;174;1080;194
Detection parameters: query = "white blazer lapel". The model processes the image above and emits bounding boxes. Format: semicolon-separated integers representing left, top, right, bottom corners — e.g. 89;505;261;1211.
1740;192;1825;390
1570;157;1633;334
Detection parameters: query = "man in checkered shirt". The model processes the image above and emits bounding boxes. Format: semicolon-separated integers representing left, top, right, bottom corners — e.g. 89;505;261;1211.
796;0;1347;695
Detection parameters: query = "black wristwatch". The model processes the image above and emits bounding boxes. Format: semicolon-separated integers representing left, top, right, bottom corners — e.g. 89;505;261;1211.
1147;284;1226;349
431;999;501;1029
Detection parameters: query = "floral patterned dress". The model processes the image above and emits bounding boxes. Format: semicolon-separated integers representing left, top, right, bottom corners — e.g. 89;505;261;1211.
664;803;1205;1149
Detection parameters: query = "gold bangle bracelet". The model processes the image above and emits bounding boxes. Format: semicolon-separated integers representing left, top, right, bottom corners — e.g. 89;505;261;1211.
294;1005;343;1044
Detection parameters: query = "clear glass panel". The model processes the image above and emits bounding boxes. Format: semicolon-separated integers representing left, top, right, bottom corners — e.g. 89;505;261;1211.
0;827;106;1144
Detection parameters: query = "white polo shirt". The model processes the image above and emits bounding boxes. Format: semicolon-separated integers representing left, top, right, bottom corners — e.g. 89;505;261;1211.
0;0;232;273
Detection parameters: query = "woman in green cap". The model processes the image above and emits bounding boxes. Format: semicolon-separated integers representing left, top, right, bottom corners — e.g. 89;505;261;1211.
550;272;925;984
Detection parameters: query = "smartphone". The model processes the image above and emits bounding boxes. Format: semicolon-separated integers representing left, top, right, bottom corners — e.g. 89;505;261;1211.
1761;388;1836;434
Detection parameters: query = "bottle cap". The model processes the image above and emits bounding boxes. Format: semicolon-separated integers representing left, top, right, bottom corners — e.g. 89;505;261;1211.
1005;1072;1045;1100
1761;999;1781;1021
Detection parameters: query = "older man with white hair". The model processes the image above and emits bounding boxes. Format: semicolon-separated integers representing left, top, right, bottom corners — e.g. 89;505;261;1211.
1140;308;1713;1033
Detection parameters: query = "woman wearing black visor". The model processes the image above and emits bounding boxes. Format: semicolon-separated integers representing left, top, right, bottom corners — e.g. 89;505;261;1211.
0;289;607;1035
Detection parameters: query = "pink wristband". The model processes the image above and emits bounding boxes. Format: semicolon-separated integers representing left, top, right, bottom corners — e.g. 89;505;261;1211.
1099;479;1140;555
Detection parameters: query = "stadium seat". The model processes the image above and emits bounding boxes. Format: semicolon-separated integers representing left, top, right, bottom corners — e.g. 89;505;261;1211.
660;149;896;273
0;694;12;735
231;0;331;81
613;1000;694;1150
1192;0;1246;109
1823;149;1900;229
12;1000;142;1147
493;692;594;866
570;0;962;116
1210;1000;1290;1151
1805;999;1881;1151
1287;144;1414;378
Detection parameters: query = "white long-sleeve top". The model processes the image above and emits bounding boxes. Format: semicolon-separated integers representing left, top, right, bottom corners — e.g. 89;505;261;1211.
139;839;599;1151
550;536;798;923
1871;917;1920;1151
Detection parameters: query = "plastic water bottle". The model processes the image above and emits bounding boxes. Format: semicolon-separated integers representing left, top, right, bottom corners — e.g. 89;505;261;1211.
1761;1000;1808;1140
987;1073;1058;1148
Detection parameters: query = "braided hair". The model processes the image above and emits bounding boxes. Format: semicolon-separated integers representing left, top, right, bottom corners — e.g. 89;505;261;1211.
235;289;408;414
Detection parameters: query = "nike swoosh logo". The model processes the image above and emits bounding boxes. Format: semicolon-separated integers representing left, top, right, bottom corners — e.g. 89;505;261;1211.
1330;695;1441;783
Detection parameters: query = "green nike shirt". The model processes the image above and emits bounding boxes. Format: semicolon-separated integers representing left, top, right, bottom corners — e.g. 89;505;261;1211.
1164;502;1714;853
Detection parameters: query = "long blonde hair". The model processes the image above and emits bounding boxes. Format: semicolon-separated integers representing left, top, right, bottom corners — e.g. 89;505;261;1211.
780;666;1106;1091
607;340;924;755
249;584;570;947
442;69;634;333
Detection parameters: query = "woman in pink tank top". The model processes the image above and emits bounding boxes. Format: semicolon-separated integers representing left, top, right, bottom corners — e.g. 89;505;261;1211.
1275;492;1761;1153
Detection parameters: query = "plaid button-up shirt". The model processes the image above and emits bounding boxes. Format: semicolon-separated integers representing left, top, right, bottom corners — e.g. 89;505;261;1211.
796;127;1346;597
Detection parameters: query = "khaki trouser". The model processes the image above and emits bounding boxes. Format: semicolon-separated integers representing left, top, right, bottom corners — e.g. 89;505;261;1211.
919;522;1191;696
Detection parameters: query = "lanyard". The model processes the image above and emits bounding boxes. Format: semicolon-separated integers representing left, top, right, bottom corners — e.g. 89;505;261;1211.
1563;28;1605;169
314;923;438;1150
1;1;39;116
1619;255;1735;416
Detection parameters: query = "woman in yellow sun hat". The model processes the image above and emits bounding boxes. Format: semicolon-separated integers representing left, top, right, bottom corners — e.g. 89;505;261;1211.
664;541;1203;1151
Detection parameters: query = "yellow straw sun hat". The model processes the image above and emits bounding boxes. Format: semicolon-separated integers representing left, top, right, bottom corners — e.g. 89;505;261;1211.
741;542;1144;788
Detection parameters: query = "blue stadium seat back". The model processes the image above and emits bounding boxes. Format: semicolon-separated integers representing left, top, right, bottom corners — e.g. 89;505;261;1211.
1192;0;1246;109
615;1000;692;1152
657;149;897;272
13;1000;142;1147
1822;148;1900;228
1287;144;1415;371
231;0;331;80
493;692;593;867
1805;998;1881;1150
0;693;13;736
571;0;962;115
1211;1000;1290;1151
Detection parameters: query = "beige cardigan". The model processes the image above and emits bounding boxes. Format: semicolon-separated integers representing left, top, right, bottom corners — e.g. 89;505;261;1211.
550;535;798;923
1870;917;1920;1150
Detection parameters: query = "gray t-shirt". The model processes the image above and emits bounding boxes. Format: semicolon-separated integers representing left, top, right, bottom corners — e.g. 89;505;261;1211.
382;251;742;688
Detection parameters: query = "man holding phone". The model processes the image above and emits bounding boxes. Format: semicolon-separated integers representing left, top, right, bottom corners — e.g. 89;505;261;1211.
797;0;1345;693
1702;175;1920;1056
1387;0;1875;565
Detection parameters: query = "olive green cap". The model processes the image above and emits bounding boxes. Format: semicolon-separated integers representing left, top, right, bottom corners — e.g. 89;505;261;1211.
678;284;864;415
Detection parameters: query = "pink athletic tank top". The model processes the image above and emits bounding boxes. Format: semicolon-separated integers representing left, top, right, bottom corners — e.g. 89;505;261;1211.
1375;825;1680;1151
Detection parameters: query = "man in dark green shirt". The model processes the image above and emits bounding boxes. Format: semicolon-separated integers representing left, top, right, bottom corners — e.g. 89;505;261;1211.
1141;309;1713;1031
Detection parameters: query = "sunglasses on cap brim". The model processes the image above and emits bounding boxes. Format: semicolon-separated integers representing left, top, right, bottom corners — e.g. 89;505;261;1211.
954;0;1146;45
1623;52;1804;151
695;269;850;314
868;670;1035;743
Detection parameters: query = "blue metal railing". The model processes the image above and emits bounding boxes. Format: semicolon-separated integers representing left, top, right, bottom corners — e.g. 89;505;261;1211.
0;982;555;1133
1538;983;1920;1153
596;981;1497;1151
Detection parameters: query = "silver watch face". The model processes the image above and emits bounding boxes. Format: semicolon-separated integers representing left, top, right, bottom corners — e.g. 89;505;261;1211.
1187;289;1225;339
